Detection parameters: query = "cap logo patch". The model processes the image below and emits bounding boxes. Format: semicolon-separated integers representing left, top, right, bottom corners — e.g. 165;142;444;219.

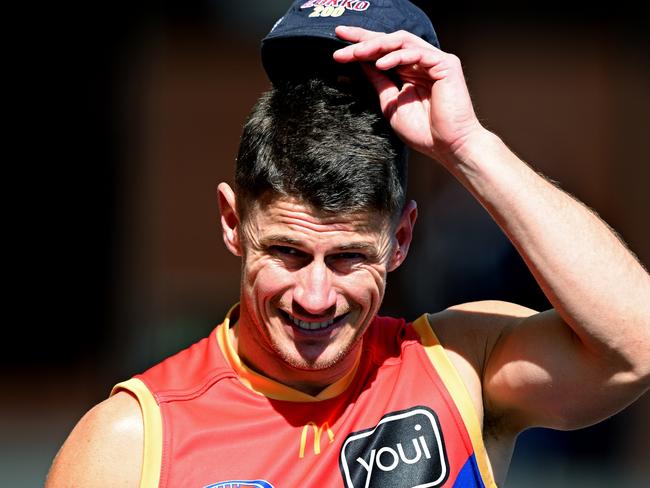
301;0;370;17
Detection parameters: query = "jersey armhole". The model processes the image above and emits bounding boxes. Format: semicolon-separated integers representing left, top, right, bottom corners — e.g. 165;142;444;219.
111;378;162;488
412;314;497;488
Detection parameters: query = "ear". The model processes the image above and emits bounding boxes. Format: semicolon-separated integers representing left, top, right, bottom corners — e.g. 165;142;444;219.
387;200;418;272
217;182;243;257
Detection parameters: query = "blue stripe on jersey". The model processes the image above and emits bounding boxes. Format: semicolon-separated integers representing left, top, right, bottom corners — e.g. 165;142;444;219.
452;454;487;488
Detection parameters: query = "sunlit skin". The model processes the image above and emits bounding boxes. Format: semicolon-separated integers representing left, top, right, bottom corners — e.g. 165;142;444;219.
218;184;416;394
43;26;650;488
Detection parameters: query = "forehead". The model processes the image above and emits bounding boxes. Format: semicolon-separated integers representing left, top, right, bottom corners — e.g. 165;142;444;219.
243;196;391;238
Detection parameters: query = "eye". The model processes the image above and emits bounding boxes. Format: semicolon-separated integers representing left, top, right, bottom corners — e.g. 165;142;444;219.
326;252;367;270
268;245;311;267
271;245;302;256
332;252;365;261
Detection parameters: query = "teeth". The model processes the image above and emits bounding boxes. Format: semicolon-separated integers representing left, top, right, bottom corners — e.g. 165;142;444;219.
289;315;335;331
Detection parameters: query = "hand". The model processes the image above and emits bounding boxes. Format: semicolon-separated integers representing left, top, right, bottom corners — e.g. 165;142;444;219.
333;26;484;163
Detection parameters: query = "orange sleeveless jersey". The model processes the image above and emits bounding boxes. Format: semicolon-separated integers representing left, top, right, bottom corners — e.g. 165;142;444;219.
113;307;497;488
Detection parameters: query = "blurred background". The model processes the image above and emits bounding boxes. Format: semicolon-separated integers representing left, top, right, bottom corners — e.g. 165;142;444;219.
4;1;648;486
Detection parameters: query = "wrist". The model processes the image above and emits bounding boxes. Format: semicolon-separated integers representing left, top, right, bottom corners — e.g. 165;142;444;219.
435;127;505;178
436;127;542;213
441;125;496;163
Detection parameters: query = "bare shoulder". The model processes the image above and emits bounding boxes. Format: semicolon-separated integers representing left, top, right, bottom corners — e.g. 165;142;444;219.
443;299;536;320
46;391;143;487
428;300;536;360
425;301;537;423
426;301;539;482
431;300;537;352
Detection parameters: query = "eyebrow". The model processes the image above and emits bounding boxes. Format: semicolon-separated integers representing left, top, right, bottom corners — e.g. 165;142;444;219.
260;235;303;247
335;242;380;259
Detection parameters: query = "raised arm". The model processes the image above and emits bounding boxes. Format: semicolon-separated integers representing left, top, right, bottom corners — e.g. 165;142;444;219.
334;26;650;431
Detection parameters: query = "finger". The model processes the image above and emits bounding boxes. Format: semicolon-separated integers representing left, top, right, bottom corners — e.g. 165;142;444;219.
334;36;405;63
334;35;413;64
336;26;433;50
335;25;385;42
360;63;400;117
334;30;434;63
395;64;435;85
375;48;443;72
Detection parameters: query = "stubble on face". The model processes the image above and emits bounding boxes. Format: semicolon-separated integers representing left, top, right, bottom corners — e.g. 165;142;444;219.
232;196;396;388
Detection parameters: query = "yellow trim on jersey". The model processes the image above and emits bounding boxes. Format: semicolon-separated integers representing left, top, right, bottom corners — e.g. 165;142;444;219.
216;305;361;402
111;378;162;488
412;314;497;488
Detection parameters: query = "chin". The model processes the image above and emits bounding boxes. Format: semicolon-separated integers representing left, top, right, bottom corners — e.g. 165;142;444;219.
278;339;360;372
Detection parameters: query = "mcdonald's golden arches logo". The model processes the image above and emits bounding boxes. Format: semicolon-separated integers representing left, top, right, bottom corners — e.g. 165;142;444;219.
299;421;335;458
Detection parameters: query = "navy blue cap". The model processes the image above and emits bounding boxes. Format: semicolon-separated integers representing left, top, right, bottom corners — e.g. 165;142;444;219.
261;0;439;84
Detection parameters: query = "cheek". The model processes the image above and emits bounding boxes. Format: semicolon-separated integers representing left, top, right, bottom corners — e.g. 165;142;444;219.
244;256;293;299
342;266;387;304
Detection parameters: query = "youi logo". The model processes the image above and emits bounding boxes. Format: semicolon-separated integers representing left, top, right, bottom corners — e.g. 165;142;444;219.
339;406;449;488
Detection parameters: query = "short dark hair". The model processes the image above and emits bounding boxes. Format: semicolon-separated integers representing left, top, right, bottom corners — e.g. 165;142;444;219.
235;78;408;220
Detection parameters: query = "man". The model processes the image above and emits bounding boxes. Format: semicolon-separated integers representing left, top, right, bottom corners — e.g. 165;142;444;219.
47;2;650;487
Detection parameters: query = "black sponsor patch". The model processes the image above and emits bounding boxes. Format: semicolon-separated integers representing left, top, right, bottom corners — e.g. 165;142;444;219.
339;406;449;488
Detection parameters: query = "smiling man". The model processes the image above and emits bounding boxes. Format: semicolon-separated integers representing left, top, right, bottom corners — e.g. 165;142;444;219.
46;2;650;488
218;79;416;397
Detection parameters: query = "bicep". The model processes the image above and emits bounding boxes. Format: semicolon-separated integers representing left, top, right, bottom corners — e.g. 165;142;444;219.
484;309;643;431
46;391;143;487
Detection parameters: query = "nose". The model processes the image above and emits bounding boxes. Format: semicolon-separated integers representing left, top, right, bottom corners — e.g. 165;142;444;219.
293;259;337;316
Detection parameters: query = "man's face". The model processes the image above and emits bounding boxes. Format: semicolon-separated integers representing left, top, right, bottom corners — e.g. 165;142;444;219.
237;196;398;372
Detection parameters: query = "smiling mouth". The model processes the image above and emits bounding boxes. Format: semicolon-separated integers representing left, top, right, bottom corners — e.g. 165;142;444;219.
280;310;348;332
